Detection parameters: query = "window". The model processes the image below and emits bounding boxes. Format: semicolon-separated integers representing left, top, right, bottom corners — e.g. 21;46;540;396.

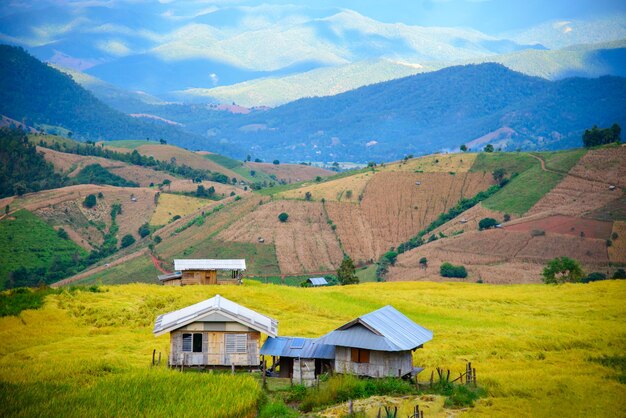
351;348;370;363
182;333;203;353
225;334;247;354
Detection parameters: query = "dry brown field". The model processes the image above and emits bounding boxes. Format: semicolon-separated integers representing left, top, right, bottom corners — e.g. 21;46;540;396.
7;185;158;249
166;179;241;196
431;203;508;238
150;193;219;226
245;162;334;182
218;200;343;274
568;145;626;187
504;215;613;239
608;221;626;264
326;171;493;263
39;147;177;186
377;152;477;173
388;228;611;284
280;172;373;202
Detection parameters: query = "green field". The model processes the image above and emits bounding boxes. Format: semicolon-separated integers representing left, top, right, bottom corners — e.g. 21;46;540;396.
356;264;378;282
74;255;160;286
174;239;281;277
469;152;537;174
0;280;624;417
481;149;585;215
103;140;153;149
0;210;86;288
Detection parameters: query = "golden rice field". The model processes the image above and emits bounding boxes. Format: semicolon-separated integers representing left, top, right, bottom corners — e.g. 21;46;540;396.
1;280;625;417
149;193;216;226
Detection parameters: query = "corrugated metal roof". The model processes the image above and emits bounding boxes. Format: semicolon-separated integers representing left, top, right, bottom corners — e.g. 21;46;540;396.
307;277;328;286
157;271;182;282
173;259;246;271
153;294;277;337
317;305;432;351
260;336;335;359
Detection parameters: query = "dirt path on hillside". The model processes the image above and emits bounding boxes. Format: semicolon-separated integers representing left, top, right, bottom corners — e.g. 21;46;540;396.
51;248;148;287
151;254;170;274
529;153;610;186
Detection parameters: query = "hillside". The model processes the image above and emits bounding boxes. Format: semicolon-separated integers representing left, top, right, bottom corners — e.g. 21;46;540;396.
141;63;626;163
386;146;626;283
0;45;232;155
1;281;624;417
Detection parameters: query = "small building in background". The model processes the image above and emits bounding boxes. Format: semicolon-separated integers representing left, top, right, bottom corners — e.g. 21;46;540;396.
260;336;335;386
153;294;277;368
316;305;432;378
158;259;246;286
305;277;328;287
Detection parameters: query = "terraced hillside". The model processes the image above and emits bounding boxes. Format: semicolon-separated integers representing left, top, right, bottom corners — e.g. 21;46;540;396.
387;145;626;283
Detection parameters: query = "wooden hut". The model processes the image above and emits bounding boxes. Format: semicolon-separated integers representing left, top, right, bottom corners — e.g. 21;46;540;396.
316;305;432;378
153;294;278;368
158;259;246;286
260;337;335;386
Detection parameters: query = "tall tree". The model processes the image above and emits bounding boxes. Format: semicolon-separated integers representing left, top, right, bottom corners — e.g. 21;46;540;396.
337;256;359;285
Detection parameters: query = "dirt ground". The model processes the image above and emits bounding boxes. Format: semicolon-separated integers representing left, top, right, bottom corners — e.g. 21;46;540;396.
504;215;613;239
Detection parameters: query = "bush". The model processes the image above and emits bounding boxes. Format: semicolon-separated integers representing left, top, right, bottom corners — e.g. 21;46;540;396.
503;213;511;222
582;272;607;283
278;212;289;222
57;228;69;240
478;217;498;230
272;160;280;165
440;262;468;278
153;235;162;244
83;194;97;208
612;268;626;279
120;234;136;248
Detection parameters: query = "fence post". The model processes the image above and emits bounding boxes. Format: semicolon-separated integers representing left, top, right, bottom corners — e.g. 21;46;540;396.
262;359;267;388
158;352;161;366
152;349;156;366
473;368;477;386
430;370;434;387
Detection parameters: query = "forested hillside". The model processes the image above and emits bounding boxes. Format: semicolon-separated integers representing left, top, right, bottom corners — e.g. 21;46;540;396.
123;64;626;162
0;45;234;155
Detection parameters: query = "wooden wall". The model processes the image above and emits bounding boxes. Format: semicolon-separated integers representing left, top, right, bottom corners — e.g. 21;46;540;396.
169;329;260;367
334;347;413;377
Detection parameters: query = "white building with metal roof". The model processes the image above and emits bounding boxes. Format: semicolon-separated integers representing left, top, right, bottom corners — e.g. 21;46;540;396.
153;294;277;368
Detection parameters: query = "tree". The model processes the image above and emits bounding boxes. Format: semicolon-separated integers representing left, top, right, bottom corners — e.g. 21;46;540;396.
273;160;280;165
460;144;467;152
57;228;69;240
492;168;507;185
304;191;312;201
583;123;621;147
478;217;498;230
162;179;171;191
4;204;9;215
196;185;206;197
503;213;511;222
419;257;428;269
612;268;626;279
484;144;494;153
120;234;136;248
246;155;251;162
83;194;97;208
153;235;162;244
542;257;585;284
278;212;289;222
138;223;150;238
337;256;359;285
159;138;167;144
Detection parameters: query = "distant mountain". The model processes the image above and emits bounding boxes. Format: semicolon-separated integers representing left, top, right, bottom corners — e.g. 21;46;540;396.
0;45;234;154
162;63;626;162
175;40;626;107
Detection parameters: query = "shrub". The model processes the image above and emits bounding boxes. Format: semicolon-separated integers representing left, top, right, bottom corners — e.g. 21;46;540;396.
382;250;398;265
153;235;162;244
272;160;280;165
478;217;498;230
484;144;494;152
120;234;136;248
582;272;607;283
304;191;312;201
612;268;626;279
440;262;468;278
278;212;289;223
83;194;97;208
419;257;428;268
503;213;511;222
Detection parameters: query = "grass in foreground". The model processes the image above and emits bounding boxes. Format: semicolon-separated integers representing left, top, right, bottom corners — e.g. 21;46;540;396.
0;280;624;417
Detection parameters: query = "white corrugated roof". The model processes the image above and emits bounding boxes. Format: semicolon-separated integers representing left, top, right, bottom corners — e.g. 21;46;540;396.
173;259;246;271
307;277;328;286
153;294;277;337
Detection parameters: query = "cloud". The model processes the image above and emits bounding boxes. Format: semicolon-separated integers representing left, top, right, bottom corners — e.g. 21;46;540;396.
209;73;219;85
96;39;132;56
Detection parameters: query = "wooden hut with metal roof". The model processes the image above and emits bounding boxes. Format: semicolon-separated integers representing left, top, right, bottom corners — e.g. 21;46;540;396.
260;337;335;385
153;294;277;368
158;259;246;286
316;305;432;378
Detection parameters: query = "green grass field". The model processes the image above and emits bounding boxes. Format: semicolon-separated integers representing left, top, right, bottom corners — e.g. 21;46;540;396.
481;149;585;215
0;280;624;417
0;210;86;288
356;264;378;282
74;255;160;285
103;140;153;149
469;152;537;175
